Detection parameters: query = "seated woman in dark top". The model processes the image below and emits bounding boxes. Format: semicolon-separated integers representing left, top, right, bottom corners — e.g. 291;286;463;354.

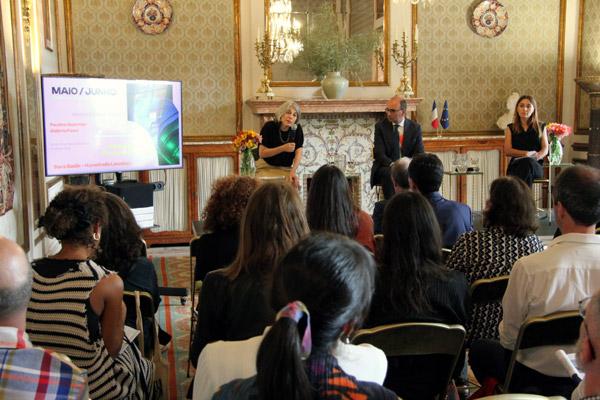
190;181;309;367
446;176;544;343
96;191;170;355
306;164;375;253
505;94;549;187
214;233;396;400
257;100;304;189
365;191;470;399
192;175;259;281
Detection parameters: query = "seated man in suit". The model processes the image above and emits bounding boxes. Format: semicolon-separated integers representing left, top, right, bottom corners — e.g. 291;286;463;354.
470;165;600;397
370;95;424;199
408;153;472;248
373;157;411;234
0;236;88;398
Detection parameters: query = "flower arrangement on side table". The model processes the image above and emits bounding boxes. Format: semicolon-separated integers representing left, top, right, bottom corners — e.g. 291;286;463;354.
546;123;572;166
232;130;261;177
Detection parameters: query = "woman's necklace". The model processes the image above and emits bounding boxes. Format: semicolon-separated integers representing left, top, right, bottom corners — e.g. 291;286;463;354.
279;128;290;143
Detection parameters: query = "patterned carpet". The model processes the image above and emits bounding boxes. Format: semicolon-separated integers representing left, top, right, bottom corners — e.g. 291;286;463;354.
151;256;193;400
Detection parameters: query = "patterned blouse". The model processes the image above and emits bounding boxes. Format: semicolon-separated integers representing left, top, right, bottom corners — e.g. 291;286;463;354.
446;226;544;342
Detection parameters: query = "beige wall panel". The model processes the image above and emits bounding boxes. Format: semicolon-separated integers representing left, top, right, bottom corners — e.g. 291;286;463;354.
417;0;560;133
70;0;236;136
577;0;600;129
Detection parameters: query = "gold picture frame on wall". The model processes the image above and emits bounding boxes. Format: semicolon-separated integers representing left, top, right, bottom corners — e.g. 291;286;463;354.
42;0;54;51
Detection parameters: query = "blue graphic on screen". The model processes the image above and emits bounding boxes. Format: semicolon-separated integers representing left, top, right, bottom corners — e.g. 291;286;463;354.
127;83;181;166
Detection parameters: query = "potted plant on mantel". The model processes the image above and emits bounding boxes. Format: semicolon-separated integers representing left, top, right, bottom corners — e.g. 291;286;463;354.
290;4;379;99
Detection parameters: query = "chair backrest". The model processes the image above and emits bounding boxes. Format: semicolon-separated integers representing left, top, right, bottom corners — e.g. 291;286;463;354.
353;322;465;398
504;310;582;392
441;247;452;263
123;290;156;357
470;276;510;305
353;322;465;357
479;395;566;400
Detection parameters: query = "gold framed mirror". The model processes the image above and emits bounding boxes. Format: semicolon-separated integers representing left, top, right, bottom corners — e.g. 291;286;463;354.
265;0;389;87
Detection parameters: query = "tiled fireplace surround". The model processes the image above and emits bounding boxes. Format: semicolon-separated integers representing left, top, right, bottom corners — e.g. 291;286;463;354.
247;99;505;214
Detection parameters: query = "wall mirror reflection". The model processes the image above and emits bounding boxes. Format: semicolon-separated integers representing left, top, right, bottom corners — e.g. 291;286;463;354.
265;0;389;86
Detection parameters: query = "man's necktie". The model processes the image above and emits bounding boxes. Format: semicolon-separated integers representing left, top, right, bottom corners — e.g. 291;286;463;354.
394;124;404;155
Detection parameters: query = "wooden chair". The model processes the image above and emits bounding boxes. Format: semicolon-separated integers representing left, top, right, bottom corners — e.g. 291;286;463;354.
502;310;582;393
353;322;466;399
122;290;156;358
187;235;204;376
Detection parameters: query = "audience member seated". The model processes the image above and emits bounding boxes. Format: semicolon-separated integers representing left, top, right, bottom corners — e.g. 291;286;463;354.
192;175;259;281
0;236;88;399
190;181;308;367
95;191;170;355
307;164;375;252
571;291;600;400
365;191;470;399
212;233;397;400
446;176;544;342
193;232;389;400
505;95;549;187
408;153;473;248
470;165;600;397
26;185;154;399
373;157;411;235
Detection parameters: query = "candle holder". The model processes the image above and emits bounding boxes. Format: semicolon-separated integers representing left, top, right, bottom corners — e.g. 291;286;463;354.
254;29;284;99
391;31;418;97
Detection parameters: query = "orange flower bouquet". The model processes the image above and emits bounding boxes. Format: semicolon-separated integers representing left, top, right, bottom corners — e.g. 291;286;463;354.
232;130;261;176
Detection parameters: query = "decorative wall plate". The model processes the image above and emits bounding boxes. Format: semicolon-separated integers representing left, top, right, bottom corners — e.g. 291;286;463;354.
471;0;508;38
132;0;173;35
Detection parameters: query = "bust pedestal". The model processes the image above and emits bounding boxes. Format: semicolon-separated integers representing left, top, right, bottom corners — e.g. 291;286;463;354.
575;76;600;169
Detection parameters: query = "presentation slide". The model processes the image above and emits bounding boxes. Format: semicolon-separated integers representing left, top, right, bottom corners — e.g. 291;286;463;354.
41;76;183;176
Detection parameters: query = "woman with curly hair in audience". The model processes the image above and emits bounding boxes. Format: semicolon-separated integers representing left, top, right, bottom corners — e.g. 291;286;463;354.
190;181;308;367
306;164;375;252
446;176;544;342
26;185;154;399
192;175;260;281
365;191;470;399
95;191;170;355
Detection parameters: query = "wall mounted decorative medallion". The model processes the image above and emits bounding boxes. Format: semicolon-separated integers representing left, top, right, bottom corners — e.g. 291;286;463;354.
471;0;508;38
132;0;173;35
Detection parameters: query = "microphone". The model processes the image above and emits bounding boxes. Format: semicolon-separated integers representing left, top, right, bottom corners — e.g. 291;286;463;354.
288;124;297;142
555;349;583;383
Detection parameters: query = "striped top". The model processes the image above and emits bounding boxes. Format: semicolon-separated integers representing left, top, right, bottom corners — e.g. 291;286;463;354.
26;258;136;400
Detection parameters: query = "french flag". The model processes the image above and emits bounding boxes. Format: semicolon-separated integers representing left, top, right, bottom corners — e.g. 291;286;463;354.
431;100;439;129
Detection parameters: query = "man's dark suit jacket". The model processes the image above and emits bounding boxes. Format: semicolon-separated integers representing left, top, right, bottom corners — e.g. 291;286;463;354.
370;118;424;187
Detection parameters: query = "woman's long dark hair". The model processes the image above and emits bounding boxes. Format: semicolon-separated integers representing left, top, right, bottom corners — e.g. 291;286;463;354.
306;164;358;238
381;191;447;315
483;176;538;237
222;181;309;280
512;94;542;136
95;192;146;277
256;233;376;400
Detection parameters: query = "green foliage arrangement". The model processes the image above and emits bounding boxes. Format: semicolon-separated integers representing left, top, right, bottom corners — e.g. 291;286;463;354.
290;4;379;81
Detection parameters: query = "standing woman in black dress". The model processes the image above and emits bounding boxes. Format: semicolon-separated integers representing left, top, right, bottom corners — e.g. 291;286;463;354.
505;95;549;186
256;100;304;189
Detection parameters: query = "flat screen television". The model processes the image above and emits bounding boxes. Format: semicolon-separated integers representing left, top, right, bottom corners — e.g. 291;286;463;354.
41;76;183;176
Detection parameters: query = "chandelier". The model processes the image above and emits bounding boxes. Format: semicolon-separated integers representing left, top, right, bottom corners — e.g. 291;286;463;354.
269;0;303;63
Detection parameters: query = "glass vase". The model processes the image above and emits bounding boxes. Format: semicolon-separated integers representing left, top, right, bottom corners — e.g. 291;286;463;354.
548;136;563;166
240;149;256;177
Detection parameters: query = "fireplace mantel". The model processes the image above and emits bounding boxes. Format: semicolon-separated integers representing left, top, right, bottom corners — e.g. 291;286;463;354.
246;98;423;116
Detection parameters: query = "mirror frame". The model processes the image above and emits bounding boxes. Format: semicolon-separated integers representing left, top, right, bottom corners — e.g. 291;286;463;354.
265;0;390;87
